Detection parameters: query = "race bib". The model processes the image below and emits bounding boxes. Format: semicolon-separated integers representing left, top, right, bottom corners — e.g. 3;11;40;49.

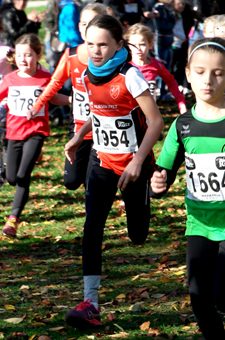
124;3;138;13
148;81;156;101
185;152;225;201
8;86;45;117
72;88;90;121
92;113;138;154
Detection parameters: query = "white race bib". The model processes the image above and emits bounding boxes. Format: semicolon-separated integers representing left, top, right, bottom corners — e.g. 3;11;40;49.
8;86;45;117
72;87;90;121
124;3;138;13
148;81;156;101
92;113;138;154
185;152;225;201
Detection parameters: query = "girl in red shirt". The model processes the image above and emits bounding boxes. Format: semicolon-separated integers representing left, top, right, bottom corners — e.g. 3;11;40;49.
0;33;69;237
124;23;187;113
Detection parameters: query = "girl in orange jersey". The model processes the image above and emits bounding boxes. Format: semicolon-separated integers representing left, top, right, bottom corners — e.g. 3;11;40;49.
64;15;164;329
27;3;107;190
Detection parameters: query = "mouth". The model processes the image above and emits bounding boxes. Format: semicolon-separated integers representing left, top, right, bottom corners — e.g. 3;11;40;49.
93;57;102;62
202;89;212;94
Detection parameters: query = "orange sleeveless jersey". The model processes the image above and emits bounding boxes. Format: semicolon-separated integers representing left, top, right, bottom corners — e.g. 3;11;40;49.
33;45;92;139
83;64;152;175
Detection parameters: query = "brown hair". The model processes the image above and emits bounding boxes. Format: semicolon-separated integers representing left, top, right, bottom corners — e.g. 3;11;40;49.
6;33;44;65
80;3;107;18
187;37;225;67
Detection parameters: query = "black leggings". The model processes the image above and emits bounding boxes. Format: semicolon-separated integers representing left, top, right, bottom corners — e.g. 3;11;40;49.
6;135;44;218
82;164;150;276
187;236;225;340
63;139;92;190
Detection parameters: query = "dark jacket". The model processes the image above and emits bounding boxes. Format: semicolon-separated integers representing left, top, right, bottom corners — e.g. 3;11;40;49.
0;3;40;47
153;3;175;48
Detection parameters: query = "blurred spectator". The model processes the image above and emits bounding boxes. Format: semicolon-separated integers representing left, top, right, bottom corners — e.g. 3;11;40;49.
0;0;45;48
170;0;186;91
203;15;219;37
153;0;175;100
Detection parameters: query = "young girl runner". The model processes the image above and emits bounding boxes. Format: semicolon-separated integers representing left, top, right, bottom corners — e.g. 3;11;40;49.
124;23;187;114
27;3;107;191
0;33;70;238
151;37;225;340
64;14;164;329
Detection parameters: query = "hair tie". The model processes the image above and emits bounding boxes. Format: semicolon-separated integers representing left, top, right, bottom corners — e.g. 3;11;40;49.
188;42;225;62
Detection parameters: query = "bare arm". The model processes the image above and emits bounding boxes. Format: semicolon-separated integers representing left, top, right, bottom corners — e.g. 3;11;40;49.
117;90;164;191
50;93;72;106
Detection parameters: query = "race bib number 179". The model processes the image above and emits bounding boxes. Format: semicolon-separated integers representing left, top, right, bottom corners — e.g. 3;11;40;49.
185;152;225;201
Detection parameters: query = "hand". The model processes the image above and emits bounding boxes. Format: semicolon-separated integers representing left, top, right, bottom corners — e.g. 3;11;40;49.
117;158;142;191
150;169;167;193
143;10;159;19
37;11;46;23
64;135;83;165
27;109;39;120
179;104;187;114
27;9;38;22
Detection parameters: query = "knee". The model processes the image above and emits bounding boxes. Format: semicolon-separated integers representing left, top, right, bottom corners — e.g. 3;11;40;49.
7;175;17;186
63;178;81;190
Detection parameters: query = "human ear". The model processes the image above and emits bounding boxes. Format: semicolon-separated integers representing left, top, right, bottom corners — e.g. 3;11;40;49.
37;54;42;62
117;39;124;51
185;67;191;83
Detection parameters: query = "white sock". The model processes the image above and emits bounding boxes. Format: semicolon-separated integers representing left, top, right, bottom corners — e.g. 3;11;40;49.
84;275;101;309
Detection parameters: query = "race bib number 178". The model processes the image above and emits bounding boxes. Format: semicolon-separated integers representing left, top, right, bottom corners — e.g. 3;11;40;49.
8;86;45;117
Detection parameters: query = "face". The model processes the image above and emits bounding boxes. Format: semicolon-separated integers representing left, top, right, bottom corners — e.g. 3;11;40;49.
174;0;185;12
86;26;123;67
186;49;225;105
204;22;214;38
79;10;98;41
13;0;27;11
214;25;225;39
167;0;174;6
128;34;151;63
15;44;41;77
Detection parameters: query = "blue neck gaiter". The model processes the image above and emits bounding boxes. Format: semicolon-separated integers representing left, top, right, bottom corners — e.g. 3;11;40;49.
88;47;128;77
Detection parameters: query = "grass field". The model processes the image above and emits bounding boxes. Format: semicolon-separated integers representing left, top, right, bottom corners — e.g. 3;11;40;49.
0;9;210;340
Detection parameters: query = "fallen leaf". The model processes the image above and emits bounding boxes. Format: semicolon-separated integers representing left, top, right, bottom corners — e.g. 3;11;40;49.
107;313;116;321
28;336;36;340
108;332;129;338
140;321;150;331
147;328;162;337
116;293;126;299
38;336;52;340
4;305;15;310
49;326;65;331
151;293;165;299
4;317;23;324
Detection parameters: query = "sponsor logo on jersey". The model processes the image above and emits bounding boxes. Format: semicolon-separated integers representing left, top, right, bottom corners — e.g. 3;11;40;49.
185;155;195;170
216;156;225;170
74;68;79;73
76;78;82;84
34;89;43;97
115;119;133;130
92;114;100;127
181;125;190;134
110;85;120;99
9;89;20;96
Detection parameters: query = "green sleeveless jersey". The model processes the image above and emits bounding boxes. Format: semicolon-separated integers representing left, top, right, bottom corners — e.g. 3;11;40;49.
157;105;225;241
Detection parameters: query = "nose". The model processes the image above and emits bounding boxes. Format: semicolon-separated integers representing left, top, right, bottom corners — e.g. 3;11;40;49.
204;71;212;85
93;45;101;55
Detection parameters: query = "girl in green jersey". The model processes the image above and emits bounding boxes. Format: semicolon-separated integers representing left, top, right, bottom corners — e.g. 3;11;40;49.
151;37;225;340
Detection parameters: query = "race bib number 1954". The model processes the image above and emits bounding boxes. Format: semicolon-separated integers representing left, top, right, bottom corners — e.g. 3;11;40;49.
8;86;45;117
185;152;225;201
